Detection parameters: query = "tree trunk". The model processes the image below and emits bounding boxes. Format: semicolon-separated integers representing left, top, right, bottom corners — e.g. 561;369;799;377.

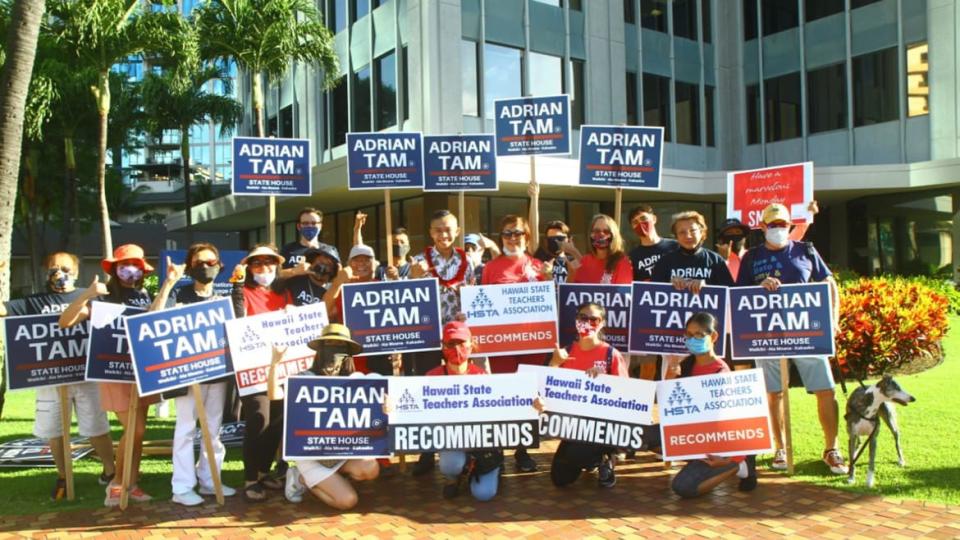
61;136;78;252
0;0;46;419
21;146;40;293
93;69;113;258
252;71;264;137
181;125;193;245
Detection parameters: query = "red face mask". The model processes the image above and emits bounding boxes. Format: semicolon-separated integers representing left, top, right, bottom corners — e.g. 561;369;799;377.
442;343;469;366
576;319;601;337
633;221;652;237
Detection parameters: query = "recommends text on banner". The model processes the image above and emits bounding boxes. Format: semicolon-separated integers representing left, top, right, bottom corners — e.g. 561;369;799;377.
387;373;540;453
519;365;656;450
657;368;774;460
283;376;389;459
225;303;329;397
460;281;558;357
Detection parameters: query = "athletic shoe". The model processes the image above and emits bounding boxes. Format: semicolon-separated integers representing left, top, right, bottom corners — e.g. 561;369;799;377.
514;449;538;473
199;484;236;497
104;484;122;507
172;490;204;507
50;477;66;501
128;485;152;503
771;448;788;470
597;461;616;488
738;455;758;492
411;453;436;476
98;471;115;486
284;466;304;503
823;448;848;475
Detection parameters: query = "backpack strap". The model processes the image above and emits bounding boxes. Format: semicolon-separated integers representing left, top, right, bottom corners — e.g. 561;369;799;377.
802;241;817;260
604;344;614;374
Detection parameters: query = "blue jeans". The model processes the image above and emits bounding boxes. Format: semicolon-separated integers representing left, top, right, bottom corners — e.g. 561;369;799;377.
439;451;500;502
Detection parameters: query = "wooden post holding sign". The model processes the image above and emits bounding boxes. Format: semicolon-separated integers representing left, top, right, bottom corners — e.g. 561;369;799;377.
119;385;139;510
614;187;623;224
192;384;224;505
268;196;276;246
781;357;794;474
385;189;394;268
57;386;75;501
458;191;466;250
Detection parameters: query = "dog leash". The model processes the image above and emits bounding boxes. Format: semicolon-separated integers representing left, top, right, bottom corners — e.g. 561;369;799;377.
848;407;881;469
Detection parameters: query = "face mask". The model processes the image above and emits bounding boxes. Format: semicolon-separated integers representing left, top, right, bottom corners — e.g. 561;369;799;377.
313;349;348;376
188;265;219;284
49;273;76;292
116;265;143;283
311;262;336;280
392;244;410;260
545;236;564;255
300;226;320;241
502;245;522;257
253;271;275;287
591;234;612;249
765;227;790;247
685;336;712;355
442;344;469;367
576;319;601;338
633;222;652;238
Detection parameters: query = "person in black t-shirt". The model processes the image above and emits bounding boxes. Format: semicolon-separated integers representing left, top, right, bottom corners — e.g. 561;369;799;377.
281;245;341;306
533;220;581;286
627;205;679;282
279;207;337;279
651;211;734;291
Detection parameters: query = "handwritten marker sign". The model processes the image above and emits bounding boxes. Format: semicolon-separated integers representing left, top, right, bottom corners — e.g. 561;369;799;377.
494;95;571;156
657;368;773;460
85;302;145;383
579;125;664;190
726;161;814;229
232;136;312;196
283;376;389;459
460;281;558;357
628;282;728;356
347;132;424;190
125;297;235;397
340;278;442;356
423;134;498;191
729;282;835;360
225;302;329;397
519;365;656;450
558;284;631;352
388;373;539;453
3;314;89;391
159;250;247;297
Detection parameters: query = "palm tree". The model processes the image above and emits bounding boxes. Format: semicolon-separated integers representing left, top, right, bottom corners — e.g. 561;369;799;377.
141;62;242;240
47;0;196;257
195;0;339;138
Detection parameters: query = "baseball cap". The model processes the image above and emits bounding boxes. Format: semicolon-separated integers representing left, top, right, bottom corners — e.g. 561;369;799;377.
304;245;341;265
442;321;471;343
348;244;375;260
463;234;481;248
717;218;751;238
761;203;791;225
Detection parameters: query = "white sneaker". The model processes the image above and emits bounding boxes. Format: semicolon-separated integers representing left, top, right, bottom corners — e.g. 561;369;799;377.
172;490;204;507
771;448;788;470
285;466;304;503
199;484;236;497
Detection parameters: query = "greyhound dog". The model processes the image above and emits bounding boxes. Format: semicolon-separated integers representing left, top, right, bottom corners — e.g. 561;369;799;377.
845;375;916;487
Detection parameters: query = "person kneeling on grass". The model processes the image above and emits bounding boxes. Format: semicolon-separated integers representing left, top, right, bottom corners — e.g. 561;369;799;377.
283;324;380;509
664;312;758;498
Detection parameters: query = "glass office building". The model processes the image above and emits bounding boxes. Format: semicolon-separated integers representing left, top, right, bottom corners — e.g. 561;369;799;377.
170;0;960;278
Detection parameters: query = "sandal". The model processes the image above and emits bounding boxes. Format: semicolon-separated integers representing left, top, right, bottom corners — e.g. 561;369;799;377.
259;476;283;490
242;482;268;503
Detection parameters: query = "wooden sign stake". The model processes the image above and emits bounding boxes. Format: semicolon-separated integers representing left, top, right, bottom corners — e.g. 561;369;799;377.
119;385;139;510
57;386;75;501
780;357;795;474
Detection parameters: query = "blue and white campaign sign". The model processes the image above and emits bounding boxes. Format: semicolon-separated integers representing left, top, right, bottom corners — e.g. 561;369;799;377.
519;365;656;450
283;376;389;459
232;136;311;196
423;134;498;192
347;132;424;190
125;297;235;396
159;249;247;297
85;302;145;383
341;278;441;356
628;282;728;356
494;95;571;156
729;283;835;360
3;314;88;391
579;125;664;190
388;373;539;453
558;284;631;352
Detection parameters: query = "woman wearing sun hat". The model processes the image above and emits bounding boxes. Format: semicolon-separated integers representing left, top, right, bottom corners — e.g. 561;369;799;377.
229;244;296;502
59;244;158;507
283;324;379;509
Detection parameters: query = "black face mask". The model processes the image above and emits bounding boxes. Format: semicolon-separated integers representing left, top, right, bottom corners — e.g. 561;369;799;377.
188;265;219;284
545;236;565;255
311;262;337;281
312;346;349;375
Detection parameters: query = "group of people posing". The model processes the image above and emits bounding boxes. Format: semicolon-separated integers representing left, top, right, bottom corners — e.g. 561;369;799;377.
4;181;846;509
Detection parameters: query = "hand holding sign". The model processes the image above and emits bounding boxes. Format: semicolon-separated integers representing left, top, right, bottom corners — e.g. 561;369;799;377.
761;276;782;292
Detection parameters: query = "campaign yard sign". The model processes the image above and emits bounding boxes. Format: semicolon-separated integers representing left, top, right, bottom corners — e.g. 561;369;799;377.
494;95;571;156
519;365;656;450
729;282;835;360
460;281;558;358
225;302;329;397
558;284;631;352
232;136;312;196
85;302;145;383
423;134;498;192
388;373;539;453
347;132;424;190
3;314;89;391
578;125;664;190
0;437;94;467
727;161;814;229
656;368;773;460
283;376;389;459
628;282;728;356
125;297;235;396
159;249;247;297
340;278;441;356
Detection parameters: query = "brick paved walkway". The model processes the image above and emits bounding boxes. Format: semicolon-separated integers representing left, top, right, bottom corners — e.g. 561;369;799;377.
1;446;957;539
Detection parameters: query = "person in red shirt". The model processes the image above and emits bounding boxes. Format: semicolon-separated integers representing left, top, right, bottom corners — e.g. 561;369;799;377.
569;214;632;285
662;312;758;497
547;302;626;488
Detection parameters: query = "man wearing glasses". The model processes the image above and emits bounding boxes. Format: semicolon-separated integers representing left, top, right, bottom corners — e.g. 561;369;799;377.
280;207;337;279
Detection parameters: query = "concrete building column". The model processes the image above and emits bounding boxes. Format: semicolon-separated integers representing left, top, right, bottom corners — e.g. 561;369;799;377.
407;0;464;135
928;0;960;160
584;1;626;125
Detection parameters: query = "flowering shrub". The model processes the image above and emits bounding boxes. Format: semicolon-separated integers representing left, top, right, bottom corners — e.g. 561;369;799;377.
837;276;949;378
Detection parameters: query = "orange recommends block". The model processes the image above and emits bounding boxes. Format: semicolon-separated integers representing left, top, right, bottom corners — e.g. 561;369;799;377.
471;321;557;355
662;416;771;458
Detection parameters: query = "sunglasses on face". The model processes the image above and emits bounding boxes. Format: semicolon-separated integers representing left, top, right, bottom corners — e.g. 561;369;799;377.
193;259;220;268
576;314;602;323
501;229;525;239
767;221;789;228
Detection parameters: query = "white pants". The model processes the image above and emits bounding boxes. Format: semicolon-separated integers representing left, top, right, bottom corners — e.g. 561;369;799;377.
171;382;227;495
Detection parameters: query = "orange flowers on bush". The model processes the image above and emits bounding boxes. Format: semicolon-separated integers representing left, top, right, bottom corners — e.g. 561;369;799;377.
837;277;949;378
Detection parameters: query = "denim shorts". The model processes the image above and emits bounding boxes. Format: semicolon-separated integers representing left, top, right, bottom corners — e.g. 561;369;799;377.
757;357;834;393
